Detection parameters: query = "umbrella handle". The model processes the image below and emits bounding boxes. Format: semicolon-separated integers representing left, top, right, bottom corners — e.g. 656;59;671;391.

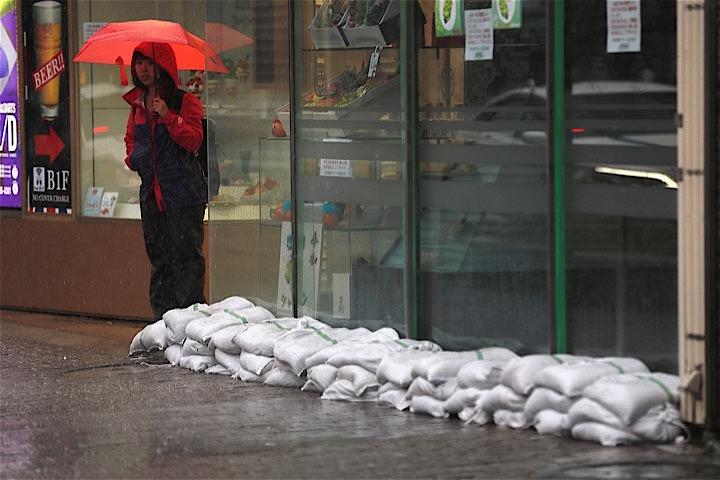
116;56;128;86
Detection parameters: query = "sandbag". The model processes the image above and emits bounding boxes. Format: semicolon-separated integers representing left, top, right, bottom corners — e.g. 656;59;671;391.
405;377;439;400
264;361;305;388
274;327;372;375
571;422;642;447
206;296;253;313
234;365;270;383
582;372;680;425
480;384;526;413
533;410;571;436
208;324;249;354
443;387;486;415
310;340;403;373
302;364;338;393
493;409;531;429
239;351;274;376
321;379;379;402
164;344;182;366
533;357;649;398
335;365;380;397
205;364;231;376
182;337;212;356
456;360;506;390
226;305;275;323
500;354;586;395
129;319;168;355
523;387;576;422
568;398;687;444
185;311;247;345
232;319;299;356
460;407;491;425
214;349;244;376
179;354;217;372
163;304;211;344
378;386;411;411
410;395;449;419
376;351;438;388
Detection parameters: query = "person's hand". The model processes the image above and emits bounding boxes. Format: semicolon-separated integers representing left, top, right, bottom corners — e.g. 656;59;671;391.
152;96;169;118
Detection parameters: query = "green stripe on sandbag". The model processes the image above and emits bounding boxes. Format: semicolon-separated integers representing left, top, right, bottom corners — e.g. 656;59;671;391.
394;339;409;348
550;355;564;363
642;376;675;402
603;360;625;373
475;350;484;360
310;327;337;345
224;309;248;323
268;321;290;331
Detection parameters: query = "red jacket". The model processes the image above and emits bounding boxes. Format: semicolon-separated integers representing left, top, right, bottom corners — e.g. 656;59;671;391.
123;42;206;211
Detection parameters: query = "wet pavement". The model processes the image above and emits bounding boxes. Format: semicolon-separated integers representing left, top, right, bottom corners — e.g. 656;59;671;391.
1;309;719;479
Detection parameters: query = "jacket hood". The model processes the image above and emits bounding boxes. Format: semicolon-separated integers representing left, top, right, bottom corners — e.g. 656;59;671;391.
130;42;179;88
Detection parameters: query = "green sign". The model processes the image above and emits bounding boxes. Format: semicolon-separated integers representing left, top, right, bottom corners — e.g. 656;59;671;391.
435;0;463;37
492;0;522;29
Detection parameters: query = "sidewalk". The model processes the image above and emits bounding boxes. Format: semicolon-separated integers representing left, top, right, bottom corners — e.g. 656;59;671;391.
1;309;719;479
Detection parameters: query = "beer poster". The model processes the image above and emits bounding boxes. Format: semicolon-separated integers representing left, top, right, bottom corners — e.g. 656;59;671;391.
0;0;21;209
22;0;70;213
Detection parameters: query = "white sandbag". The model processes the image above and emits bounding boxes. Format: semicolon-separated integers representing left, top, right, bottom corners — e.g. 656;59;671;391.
493;409;531;429
224;305;275;323
410;351;478;381
214;349;244;376
264;361;305;388
235;367;270;383
523;387;576;422
378;386;411;411
182;338;212;356
534;357;649;398
582;372;680;425
500;354;586;395
208;324;249;354
571;422;642;447
456;360;507;390
185;311;247;345
179;354;217;372
443;388;486;415
422;356;480;386
405;376;439;400
480;384;527;413
164;344;182;366
274;327;372;375
205;364;231;376
310;341;404;373
232;319;299;356
460;407;492;425
376;351;438;388
568;398;687;444
392;339;443;353
409;395;449;418
239;351;274;376
436;379;459;401
163;304;211;344
475;347;519;361
335;365;380;397
533;410;571;436
321;379;379;402
206;296;253;313
302;364;338;393
129;319;168;355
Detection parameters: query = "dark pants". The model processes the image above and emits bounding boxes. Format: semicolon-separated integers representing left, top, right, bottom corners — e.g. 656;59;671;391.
141;199;206;320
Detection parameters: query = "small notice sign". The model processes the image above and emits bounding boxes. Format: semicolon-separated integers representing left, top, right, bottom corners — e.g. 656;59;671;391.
607;0;641;53
320;158;353;178
465;9;493;61
98;191;118;217
83;186;103;216
83;22;106;42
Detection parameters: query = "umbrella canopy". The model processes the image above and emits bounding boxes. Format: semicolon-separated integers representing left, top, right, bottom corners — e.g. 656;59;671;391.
205;22;254;54
73;19;228;74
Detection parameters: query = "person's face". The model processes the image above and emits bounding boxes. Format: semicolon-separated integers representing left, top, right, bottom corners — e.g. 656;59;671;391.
134;56;156;87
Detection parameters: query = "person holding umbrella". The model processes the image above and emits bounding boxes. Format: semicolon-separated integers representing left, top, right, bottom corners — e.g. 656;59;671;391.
123;41;206;321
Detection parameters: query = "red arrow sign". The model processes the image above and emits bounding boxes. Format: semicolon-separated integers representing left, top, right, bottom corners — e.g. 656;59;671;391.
35;127;65;164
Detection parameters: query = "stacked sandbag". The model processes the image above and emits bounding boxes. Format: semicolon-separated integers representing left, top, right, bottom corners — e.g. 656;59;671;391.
316;336;441;402
568;372;688;446
180;304;271;373
444;359;509;421
129;318;169;355
375;350;439;411
526;357;649;436
475;354;587;429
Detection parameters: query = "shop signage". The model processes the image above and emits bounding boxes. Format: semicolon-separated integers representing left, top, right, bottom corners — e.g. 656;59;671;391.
606;0;641;53
492;0;521;30
435;0;463;37
23;0;71;214
83;185;103;216
320;158;353;178
465;9;493;61
0;1;22;209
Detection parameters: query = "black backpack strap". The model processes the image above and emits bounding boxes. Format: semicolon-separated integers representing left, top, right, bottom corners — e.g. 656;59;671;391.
165;88;185;114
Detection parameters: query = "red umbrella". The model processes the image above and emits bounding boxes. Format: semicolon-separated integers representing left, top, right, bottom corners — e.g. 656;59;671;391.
73;19;228;75
205;22;254;54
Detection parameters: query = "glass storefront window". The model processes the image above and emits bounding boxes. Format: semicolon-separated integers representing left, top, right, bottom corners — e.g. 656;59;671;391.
292;0;407;334
565;0;678;372
76;1;205;219
417;0;549;353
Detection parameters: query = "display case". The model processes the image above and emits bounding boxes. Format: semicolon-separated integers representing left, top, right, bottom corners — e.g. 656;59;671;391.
291;0;407;333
